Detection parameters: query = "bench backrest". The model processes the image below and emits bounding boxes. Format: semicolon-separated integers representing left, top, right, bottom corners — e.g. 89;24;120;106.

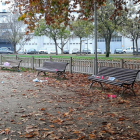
98;67;140;84
43;61;68;71
6;59;22;66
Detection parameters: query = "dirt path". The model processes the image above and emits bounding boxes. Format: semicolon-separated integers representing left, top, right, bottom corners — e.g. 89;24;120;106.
0;71;140;140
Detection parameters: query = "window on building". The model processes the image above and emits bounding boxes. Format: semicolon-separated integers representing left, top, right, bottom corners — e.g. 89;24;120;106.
47;43;49;45
97;38;105;42
98;37;122;42
111;37;122;42
2;9;6;12
111;38;115;42
29;43;31;45
43;43;46;45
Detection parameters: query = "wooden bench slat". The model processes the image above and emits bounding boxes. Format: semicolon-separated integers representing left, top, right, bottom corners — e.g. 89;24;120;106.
88;66;140;96
35;61;68;78
0;59;22;71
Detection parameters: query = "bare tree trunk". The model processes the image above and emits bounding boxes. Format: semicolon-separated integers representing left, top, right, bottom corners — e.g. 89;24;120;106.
135;38;138;53
132;39;135;54
105;38;111;57
54;40;58;55
61;38;64;54
80;37;82;54
13;44;16;53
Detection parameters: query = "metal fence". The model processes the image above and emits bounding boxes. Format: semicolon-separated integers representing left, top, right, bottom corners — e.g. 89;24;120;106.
0;55;140;80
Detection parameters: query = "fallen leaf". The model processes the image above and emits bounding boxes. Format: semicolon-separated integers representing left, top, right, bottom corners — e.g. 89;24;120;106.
40;108;45;111
118;118;125;121
24;133;34;138
39;118;45;121
49;125;55;128
5;128;10;134
89;134;96;139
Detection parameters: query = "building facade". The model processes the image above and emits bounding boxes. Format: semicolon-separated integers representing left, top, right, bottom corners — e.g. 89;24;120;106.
15;35;137;54
0;1;13;50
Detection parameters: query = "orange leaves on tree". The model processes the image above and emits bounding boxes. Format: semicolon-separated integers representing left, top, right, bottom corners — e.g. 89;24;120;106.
102;3;105;6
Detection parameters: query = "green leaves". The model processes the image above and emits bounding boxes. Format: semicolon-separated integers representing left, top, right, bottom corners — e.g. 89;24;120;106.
72;20;94;38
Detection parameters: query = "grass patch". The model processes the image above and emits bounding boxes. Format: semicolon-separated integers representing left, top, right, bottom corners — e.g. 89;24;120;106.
8;54;140;61
1;68;20;72
20;67;36;73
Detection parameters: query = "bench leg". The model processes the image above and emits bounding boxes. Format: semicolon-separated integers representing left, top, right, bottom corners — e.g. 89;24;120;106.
37;71;46;76
99;82;104;90
57;72;66;78
90;81;94;88
43;72;46;76
37;71;41;76
12;67;19;71
90;81;104;91
121;84;136;96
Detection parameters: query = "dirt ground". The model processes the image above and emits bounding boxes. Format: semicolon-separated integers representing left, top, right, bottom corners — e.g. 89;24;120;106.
0;70;140;140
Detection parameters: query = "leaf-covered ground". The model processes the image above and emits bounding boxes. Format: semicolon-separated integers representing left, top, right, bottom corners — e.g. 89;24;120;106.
0;71;140;140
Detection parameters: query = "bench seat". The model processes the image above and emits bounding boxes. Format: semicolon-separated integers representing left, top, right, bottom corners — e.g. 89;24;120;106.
35;67;58;73
0;59;22;71
35;61;68;78
87;67;140;96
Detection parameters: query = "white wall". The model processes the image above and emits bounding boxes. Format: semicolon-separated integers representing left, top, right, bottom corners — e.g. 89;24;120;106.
16;35;140;54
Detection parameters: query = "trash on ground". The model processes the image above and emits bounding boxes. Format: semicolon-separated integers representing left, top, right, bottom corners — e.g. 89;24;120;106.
39;80;48;82
107;94;117;98
4;62;10;66
33;78;39;82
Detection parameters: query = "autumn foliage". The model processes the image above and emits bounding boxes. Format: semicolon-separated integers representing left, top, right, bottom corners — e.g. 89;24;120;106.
5;0;138;33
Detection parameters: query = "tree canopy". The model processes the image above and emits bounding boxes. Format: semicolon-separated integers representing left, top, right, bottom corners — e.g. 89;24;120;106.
97;0;127;57
72;20;94;53
0;12;32;53
34;19;71;55
6;0;139;33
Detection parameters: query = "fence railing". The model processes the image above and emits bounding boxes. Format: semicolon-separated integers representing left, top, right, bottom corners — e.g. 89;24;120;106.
0;55;140;80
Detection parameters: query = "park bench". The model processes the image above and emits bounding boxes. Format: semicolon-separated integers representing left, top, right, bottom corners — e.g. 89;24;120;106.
35;61;69;78
87;66;140;96
0;59;22;71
